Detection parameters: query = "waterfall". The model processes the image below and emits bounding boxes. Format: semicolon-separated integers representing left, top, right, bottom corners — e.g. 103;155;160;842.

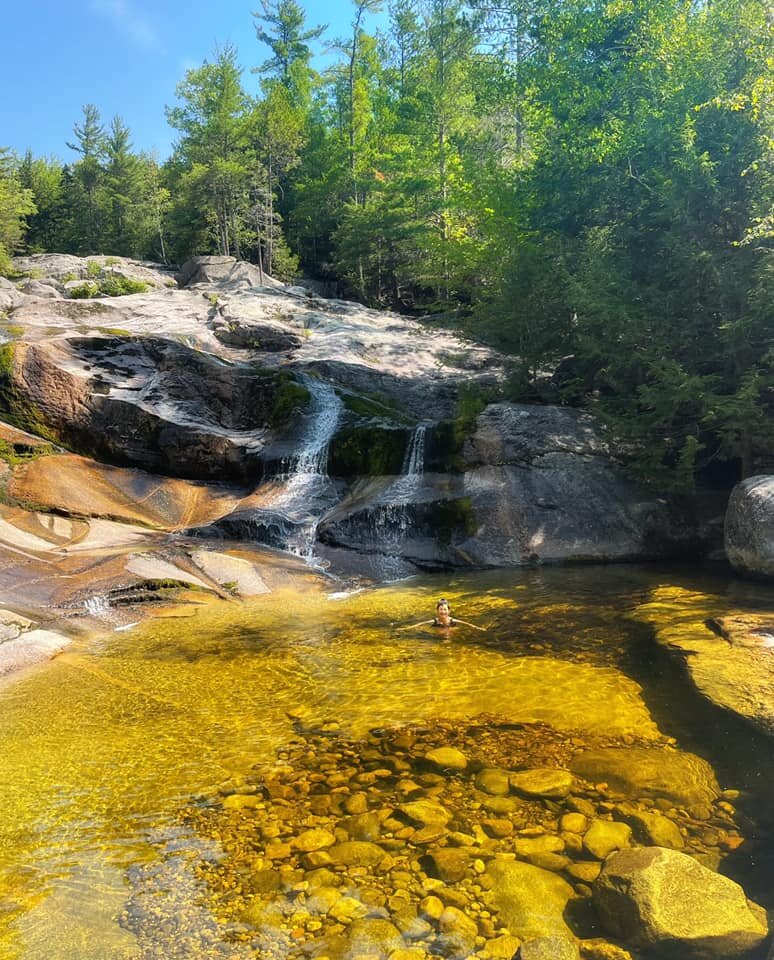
250;375;343;562
286;376;343;478
84;595;110;616
368;422;431;578
391;423;428;501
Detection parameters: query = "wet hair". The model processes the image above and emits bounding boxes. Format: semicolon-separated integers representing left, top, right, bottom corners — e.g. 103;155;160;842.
436;598;450;610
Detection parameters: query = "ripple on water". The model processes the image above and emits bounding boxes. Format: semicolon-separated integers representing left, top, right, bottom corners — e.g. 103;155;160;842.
0;566;764;959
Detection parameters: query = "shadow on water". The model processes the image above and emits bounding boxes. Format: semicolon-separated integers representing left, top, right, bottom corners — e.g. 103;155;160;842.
621;617;774;908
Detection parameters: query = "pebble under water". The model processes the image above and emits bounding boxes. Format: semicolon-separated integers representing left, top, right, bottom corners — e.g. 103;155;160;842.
0;564;772;959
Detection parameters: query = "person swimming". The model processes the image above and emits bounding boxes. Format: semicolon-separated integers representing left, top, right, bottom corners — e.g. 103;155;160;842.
393;598;486;632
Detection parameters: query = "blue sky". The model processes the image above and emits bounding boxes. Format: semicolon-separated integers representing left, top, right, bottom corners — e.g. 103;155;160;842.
1;0;385;162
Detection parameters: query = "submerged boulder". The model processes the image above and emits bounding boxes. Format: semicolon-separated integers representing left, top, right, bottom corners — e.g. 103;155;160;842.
484;858;577;940
725;476;774;579
593;847;769;959
569;746;720;808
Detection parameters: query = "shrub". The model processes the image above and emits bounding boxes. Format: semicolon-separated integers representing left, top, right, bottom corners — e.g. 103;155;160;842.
69;281;100;299
98;275;148;297
68;277;149;299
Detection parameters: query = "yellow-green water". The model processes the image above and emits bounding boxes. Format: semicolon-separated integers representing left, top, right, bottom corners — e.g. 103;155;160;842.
0;565;772;959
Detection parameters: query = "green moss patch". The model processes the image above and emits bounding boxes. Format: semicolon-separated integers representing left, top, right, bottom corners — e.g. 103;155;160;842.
329;425;407;477
0;343;59;441
269;372;310;427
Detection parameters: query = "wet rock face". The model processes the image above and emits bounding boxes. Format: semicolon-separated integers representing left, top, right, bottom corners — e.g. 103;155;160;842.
725;476;774;579
322;403;697;570
2;337;286;481
2;253;699;570
121;717;760;960
594;847;769;959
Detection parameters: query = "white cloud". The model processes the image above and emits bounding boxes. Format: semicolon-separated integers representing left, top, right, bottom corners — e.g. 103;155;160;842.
90;0;160;51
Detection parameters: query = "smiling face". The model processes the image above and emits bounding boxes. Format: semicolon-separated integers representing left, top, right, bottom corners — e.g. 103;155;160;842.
436;600;452;624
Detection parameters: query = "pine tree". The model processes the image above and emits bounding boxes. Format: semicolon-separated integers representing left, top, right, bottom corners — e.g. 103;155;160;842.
66;104;107;252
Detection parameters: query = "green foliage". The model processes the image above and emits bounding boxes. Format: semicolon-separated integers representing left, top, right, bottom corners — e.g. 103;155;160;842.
67;282;100;299
98;275;148;296
0;149;36;271
69;275;149;298
8;0;773;490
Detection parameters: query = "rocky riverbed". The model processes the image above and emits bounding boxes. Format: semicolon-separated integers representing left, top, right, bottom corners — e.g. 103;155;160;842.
123;716;767;960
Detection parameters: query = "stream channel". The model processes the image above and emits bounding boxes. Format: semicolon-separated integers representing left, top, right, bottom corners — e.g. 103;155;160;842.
0;563;773;959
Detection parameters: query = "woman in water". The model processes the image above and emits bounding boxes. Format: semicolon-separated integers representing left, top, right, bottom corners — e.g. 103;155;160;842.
394;598;486;632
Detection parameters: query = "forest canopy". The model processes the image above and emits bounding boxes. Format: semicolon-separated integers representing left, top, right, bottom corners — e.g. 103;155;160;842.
1;0;772;489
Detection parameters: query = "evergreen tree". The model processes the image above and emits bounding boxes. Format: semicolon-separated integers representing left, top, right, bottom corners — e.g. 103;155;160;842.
102;116;142;255
17;153;65;253
166;46;253;259
66;104;107;252
252;0;326;107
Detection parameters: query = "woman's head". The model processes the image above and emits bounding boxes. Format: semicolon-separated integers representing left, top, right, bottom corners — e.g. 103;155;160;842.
436;598;450;612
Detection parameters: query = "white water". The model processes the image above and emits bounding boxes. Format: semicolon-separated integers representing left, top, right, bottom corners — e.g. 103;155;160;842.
369;423;431;578
254;375;344;561
84;595;111;617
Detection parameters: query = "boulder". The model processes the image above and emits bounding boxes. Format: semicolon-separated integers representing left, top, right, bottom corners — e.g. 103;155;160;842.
422;847;471;883
476;768;512;796
0;276;26;311
344;917;404;958
398;800;452;827
612;804;684;849
725;476;774;579
484;859;577;940
18;279;62;299
582;821;632;860
327;841;388;867
509;768;574;799
569;747;720;807
593;847;769;959
0;337;293;482
437;906;479;959
519;935;580;960
424;746;468;772
320;402;696;570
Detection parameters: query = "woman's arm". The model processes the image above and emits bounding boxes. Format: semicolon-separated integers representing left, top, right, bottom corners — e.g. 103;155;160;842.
392;619;435;631
453;619;487;632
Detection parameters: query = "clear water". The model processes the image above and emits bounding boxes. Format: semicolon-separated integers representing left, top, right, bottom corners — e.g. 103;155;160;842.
0;564;772;958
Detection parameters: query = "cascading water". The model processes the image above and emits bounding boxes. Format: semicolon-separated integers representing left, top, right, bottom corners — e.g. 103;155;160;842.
84;595;111;617
250;375;343;562
369;423;431;578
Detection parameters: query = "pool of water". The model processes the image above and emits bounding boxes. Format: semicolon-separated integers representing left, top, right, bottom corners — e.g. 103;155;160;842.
0;563;772;958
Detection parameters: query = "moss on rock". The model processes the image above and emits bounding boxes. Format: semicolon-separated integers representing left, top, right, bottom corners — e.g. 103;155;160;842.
269;371;310;428
0;344;59;442
329;424;408;477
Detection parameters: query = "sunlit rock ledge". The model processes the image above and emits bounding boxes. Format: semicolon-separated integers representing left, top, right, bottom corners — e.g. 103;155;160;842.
633;586;774;740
